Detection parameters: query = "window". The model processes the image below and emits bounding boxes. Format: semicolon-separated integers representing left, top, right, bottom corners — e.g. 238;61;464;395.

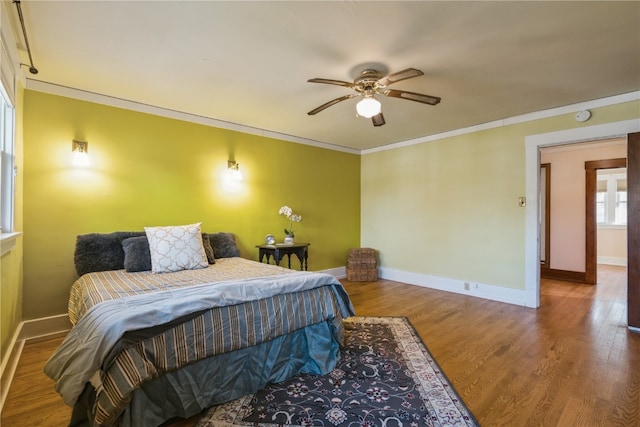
0;27;20;254
615;180;627;224
0;82;15;233
596;191;607;224
596;169;627;226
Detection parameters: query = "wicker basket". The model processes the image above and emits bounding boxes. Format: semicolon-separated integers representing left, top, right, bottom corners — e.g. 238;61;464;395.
346;248;378;281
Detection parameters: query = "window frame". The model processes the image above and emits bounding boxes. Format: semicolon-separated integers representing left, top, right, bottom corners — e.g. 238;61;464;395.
0;5;22;255
1;81;15;234
0;79;19;256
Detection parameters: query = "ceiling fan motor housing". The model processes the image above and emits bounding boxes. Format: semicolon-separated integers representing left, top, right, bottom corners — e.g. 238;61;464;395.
355;69;383;94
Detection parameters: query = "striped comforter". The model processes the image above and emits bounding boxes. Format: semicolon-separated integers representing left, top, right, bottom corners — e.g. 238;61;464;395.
68;257;303;325
45;258;354;427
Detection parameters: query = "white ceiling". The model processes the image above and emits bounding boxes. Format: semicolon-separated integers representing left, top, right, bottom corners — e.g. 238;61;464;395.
10;1;640;152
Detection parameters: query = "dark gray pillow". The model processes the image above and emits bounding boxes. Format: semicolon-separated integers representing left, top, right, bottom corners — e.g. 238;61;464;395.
208;232;241;258
122;236;152;272
75;230;218;276
201;234;216;264
74;231;146;276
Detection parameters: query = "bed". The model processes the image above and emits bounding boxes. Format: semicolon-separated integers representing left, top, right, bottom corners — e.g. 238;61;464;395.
44;225;355;427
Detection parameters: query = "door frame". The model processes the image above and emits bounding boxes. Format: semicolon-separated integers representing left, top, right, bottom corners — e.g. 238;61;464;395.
540;163;551;271
584;158;627;285
628;132;640;330
524;119;640;309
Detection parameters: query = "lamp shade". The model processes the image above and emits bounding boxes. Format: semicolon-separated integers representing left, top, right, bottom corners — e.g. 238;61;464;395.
356;97;381;118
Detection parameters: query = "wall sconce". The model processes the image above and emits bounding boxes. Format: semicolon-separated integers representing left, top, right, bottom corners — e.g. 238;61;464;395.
227;160;242;181
72;140;90;167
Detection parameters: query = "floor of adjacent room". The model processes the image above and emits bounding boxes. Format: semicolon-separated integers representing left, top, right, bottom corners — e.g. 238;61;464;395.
2;264;637;426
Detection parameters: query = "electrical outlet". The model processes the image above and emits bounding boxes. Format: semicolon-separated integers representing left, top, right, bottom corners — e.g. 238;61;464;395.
464;282;470;291
518;196;526;207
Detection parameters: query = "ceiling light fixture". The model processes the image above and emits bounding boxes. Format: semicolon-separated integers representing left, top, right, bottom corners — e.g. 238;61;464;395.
227;160;242;181
308;67;440;127
356;96;381;118
72;140;90;167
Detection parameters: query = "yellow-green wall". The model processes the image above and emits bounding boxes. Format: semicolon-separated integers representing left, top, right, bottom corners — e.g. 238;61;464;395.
15;88;640;321
22;90;360;319
362;101;640;290
1;82;24;363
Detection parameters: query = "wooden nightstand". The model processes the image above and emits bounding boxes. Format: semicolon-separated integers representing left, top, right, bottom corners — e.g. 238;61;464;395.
256;243;310;270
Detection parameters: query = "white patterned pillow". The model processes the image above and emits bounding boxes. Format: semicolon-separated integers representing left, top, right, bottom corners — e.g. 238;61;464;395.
144;223;208;273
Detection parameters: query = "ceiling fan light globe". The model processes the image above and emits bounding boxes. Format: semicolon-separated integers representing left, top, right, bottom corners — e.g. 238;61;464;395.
356;97;381;118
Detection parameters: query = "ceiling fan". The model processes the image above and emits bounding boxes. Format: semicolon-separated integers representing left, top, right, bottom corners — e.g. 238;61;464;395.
307;68;441;127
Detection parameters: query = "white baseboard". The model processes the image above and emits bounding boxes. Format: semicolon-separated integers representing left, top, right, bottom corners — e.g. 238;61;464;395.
597;256;627;267
378;267;528;307
0;325;24;411
320;266;347;279
1;314;71;412
18;314;72;341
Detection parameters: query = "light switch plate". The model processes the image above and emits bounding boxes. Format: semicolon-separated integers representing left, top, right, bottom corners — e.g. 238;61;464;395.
518;197;526;207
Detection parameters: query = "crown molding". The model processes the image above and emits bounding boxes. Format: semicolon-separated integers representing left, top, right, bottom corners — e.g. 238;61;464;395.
363;91;640;155
24;79;360;155
24;79;639;157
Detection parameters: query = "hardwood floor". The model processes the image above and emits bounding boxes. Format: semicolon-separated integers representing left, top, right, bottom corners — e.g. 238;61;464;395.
2;265;638;426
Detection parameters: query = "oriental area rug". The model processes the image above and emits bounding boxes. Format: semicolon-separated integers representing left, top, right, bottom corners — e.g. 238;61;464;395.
195;316;478;427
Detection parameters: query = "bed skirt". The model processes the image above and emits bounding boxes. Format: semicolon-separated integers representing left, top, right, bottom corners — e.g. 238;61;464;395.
70;320;342;427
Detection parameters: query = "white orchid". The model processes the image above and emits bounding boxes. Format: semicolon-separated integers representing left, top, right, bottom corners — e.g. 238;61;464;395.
278;206;292;217
279;205;302;236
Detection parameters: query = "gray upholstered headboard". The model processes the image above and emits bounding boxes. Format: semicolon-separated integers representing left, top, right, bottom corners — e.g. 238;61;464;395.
73;231;241;276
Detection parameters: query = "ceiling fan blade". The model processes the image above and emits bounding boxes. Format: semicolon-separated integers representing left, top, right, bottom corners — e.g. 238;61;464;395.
307;78;356;88
371;113;385;127
307;94;358;115
376;68;424;87
382;89;441;105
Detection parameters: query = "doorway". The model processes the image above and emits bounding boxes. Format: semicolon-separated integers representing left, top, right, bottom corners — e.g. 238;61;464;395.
539;142;625;284
539;154;627;284
524;119;640;310
585;158;627;284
